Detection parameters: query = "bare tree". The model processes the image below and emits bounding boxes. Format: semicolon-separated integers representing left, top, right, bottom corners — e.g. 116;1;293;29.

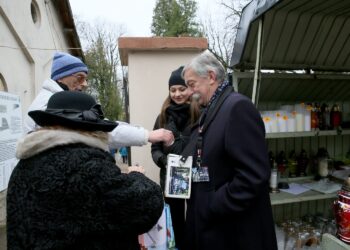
75;18;127;121
201;15;234;71
201;0;250;71
221;0;249;30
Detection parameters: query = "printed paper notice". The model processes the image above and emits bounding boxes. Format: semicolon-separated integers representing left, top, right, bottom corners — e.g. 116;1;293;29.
280;183;310;195
0;91;22;191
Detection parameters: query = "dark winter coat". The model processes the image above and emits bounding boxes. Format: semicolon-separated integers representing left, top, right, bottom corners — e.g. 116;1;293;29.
151;103;192;249
184;89;277;250
7;129;163;250
151;103;191;190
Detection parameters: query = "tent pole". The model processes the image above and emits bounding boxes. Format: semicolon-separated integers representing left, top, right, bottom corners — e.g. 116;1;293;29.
252;17;264;106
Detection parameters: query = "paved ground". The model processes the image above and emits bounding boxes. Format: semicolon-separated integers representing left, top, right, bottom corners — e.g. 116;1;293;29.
115;153;129;173
0;226;6;250
0;190;6;250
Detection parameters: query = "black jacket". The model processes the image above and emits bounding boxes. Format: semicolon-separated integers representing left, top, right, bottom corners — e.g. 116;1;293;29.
184;90;277;250
151;103;191;190
7;129;163;250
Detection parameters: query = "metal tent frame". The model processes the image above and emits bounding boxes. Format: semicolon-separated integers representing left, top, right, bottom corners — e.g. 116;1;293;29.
230;0;350;105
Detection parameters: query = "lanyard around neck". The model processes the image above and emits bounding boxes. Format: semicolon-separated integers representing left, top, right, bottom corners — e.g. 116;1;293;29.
195;84;233;168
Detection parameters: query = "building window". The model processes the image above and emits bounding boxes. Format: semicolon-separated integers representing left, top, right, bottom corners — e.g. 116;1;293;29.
31;0;41;27
0;74;7;92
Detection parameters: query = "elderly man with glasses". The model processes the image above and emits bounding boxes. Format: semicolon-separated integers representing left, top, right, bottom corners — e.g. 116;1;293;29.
24;52;174;148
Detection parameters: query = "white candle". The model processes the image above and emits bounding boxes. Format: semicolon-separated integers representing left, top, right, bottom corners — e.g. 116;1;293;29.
318;159;329;177
270;169;278;189
277;111;288;132
304;104;312;131
295;104;305;132
288;112;296;132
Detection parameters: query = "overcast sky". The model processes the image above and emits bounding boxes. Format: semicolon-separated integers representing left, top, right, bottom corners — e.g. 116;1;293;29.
69;0;222;36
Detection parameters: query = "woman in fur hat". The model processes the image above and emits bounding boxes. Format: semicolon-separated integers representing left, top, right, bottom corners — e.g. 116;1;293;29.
7;91;163;250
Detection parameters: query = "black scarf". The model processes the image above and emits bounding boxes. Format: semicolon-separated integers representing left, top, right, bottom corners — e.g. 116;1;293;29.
166;102;190;131
56;81;69;91
199;80;230;128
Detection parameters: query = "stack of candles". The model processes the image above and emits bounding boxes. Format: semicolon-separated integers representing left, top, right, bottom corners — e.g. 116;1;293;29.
261;103;312;133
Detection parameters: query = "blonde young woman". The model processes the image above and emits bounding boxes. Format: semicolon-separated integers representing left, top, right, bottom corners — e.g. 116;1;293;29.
151;66;200;250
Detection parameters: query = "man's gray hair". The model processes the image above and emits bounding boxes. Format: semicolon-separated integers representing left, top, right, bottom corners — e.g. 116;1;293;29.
182;50;226;82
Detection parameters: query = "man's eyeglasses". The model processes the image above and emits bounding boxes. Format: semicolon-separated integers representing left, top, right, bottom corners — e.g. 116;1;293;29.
71;74;88;84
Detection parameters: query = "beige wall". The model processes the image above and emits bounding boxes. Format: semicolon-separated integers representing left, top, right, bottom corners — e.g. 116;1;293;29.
128;50;202;183
0;1;78;243
0;0;72;115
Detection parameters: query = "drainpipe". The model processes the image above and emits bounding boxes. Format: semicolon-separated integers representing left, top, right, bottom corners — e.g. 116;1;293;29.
122;75;131;166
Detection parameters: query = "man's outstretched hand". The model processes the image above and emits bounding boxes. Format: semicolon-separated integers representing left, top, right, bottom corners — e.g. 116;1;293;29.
148;128;174;146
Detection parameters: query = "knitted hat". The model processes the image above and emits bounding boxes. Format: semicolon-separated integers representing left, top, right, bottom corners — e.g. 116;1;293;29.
168;66;186;88
51;52;88;81
29;91;117;132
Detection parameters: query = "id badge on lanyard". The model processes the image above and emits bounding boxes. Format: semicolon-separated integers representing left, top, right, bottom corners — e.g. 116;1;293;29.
192;127;210;183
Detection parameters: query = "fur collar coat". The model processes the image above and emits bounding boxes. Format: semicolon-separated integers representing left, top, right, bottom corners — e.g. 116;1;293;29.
7;129;163;250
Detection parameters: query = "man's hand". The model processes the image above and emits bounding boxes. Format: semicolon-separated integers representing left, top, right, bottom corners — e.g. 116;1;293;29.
148;128;174;146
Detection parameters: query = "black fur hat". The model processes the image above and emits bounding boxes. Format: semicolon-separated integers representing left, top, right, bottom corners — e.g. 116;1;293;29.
29;91;117;132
